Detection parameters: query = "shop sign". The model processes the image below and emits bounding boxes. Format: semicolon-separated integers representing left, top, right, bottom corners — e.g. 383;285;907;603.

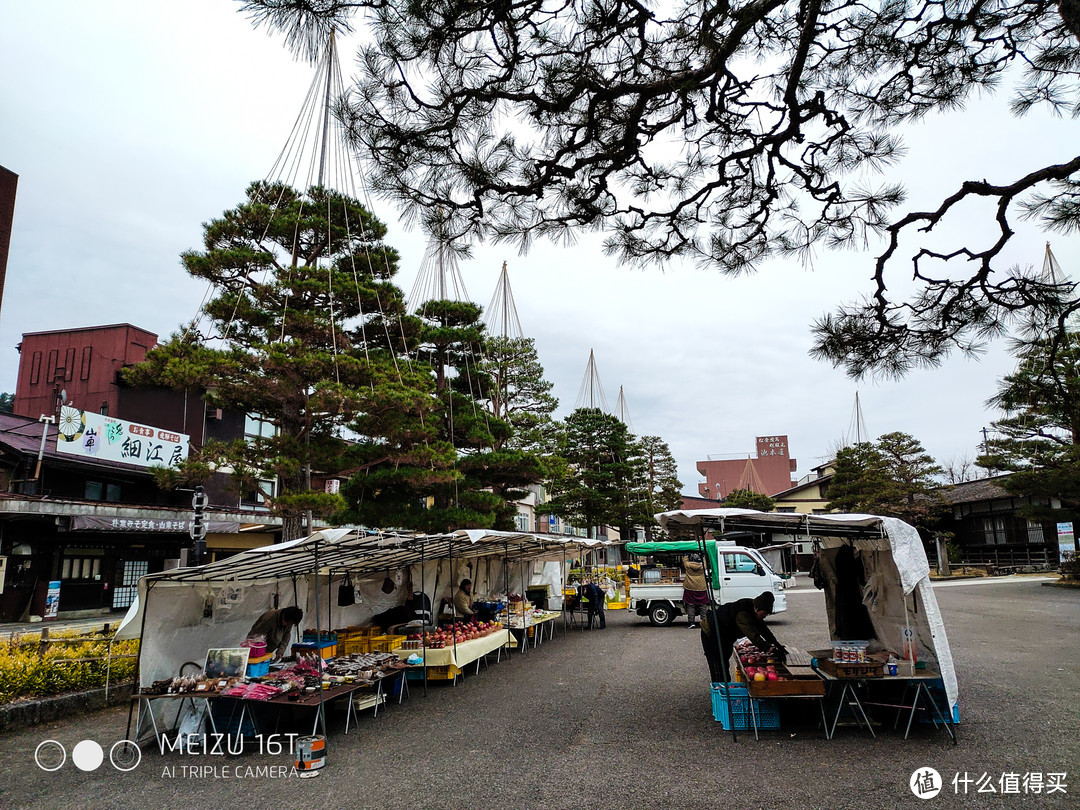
54;407;189;469
68;516;240;533
756;435;788;457
1058;522;1076;558
44;580;61;620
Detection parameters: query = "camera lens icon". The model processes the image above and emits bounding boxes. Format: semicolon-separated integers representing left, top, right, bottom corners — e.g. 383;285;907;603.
34;740;66;772
110;740;142;772
34;739;141;772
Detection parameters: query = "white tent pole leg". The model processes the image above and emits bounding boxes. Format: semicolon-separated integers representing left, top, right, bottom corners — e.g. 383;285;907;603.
314;539;325;735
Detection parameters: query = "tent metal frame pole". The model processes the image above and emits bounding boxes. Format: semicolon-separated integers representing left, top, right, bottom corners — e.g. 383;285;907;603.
520;553;528;651
313;538;326;735
698;527;736;742
449;538;458;681
421;540;428;698
125;579;155;741
291;575;301;648
561;544;567;636
503;542;511;653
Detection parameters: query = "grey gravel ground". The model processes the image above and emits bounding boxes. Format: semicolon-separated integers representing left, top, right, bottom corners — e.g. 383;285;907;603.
0;577;1076;809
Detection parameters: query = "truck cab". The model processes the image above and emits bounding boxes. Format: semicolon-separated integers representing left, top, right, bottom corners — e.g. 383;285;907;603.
625;540;787;626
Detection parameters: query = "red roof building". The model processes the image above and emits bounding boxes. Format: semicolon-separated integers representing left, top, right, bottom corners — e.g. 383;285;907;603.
697;435;798;499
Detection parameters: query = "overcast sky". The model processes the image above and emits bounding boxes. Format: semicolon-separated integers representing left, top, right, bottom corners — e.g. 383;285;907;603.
1;2;1076;495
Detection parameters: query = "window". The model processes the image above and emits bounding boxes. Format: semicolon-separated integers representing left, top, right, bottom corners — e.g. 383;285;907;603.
240;478;277;509
106;483;121;502
64;348;75;381
84;481;104;500
723;553;759;574
80;346;92;380
978;516;1007;545
1026;520;1045;543
46;349;58;383
244;413;277;441
63;557;103;580
515;512;529;532
776;506;797;513
30;351;42;384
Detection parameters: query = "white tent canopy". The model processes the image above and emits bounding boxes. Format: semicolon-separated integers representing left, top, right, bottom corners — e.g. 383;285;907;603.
116;527;606;686
656;508;958;717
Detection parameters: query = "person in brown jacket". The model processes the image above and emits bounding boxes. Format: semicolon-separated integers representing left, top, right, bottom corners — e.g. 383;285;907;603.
682;554;709;629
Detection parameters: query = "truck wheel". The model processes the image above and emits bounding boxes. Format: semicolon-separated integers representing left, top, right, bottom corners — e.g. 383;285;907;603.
648;604;675;626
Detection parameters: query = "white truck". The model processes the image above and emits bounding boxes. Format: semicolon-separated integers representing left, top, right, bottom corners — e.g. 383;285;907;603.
624;540;787;625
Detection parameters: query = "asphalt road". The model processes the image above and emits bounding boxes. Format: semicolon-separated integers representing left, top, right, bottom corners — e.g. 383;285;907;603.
0;578;1076;809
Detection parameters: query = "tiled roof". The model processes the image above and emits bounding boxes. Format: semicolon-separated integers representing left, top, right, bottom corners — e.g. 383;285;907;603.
937;475;1014;505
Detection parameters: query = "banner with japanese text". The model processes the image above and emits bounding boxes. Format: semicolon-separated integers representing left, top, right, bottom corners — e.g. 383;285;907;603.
54;407;189;469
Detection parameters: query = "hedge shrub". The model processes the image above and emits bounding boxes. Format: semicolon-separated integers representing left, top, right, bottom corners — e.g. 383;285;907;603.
0;630;139;703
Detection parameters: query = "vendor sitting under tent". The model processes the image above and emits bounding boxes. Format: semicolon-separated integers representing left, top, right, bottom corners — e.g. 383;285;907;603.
247;605;303;662
372;589;433;633
452;579;495;622
701;592;787;682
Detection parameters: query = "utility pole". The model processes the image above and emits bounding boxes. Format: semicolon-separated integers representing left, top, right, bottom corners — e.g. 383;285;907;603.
34;414;55;486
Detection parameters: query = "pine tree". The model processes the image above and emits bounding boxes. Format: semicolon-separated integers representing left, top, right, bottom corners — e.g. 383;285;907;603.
635;435;684;540
482;336;559;453
544;408;637;538
243;0;1080;378
724;489;776;513
978;332;1080;525
827;434;943;526
126;181;430;540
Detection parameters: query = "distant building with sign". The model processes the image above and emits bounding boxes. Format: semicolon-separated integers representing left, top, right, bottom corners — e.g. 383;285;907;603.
0;323;284;620
696;435;798;499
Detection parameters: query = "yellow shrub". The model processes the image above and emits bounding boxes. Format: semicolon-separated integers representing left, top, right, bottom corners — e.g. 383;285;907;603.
0;631;140;703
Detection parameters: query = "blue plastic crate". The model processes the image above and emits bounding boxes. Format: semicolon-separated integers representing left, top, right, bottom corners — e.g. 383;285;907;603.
246;660;270;678
711;682;781;730
917;681;959;725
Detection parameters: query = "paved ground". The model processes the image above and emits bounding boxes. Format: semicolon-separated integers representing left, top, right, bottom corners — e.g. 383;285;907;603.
0;578;1075;809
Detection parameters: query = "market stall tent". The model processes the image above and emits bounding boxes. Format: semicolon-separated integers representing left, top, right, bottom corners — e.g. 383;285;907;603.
115;527;606;687
656;508;958;720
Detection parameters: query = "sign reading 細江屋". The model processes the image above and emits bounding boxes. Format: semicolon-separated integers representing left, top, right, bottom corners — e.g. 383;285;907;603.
54;407;189;469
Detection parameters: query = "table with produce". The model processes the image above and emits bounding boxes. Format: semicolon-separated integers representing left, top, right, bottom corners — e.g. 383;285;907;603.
134;647;409;742
722;640;828;739
391;620;512;677
503;608;561;648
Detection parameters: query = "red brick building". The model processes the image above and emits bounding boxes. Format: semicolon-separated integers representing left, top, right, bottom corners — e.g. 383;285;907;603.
14;324;156;421
697;435;798;499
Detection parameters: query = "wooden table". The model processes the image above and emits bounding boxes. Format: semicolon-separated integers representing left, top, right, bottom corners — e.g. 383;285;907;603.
734;655;828;740
810;664;956;744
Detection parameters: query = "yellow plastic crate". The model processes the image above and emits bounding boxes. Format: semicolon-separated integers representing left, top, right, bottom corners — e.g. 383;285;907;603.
368;635;392;653
405;664;460;681
338;638;372;655
383;634;407;650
